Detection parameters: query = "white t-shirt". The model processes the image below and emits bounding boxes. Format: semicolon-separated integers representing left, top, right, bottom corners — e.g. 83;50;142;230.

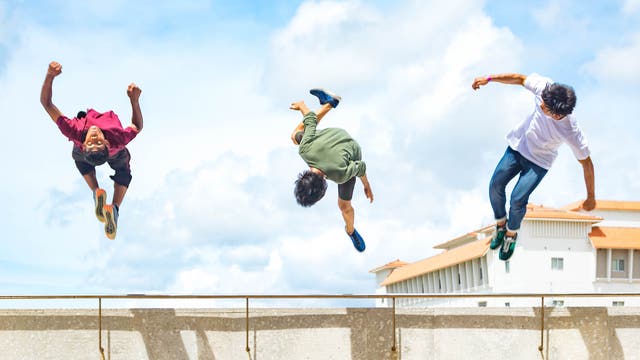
506;73;590;170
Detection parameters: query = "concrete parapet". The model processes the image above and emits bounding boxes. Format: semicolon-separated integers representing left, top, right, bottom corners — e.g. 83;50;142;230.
0;307;639;359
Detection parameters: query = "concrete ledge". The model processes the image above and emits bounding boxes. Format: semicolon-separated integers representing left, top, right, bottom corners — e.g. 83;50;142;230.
0;307;639;359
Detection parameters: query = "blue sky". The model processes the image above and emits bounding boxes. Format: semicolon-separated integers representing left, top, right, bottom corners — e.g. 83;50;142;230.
1;0;639;307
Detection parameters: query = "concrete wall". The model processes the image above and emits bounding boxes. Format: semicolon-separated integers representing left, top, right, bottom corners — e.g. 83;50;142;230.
1;307;639;360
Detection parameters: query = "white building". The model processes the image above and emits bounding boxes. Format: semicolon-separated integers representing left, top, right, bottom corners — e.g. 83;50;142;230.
370;200;640;307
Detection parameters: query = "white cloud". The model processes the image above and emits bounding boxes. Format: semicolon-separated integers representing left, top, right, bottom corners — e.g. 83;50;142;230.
623;0;640;14
582;33;640;85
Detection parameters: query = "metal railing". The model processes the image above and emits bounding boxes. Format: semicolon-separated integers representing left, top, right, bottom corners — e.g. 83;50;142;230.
2;292;639;360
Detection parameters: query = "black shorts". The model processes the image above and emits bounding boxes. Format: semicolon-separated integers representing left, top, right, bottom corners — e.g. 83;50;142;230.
338;177;356;201
72;147;132;187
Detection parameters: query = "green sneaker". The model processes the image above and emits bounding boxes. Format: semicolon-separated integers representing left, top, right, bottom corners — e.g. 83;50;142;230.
490;223;507;250
499;233;518;261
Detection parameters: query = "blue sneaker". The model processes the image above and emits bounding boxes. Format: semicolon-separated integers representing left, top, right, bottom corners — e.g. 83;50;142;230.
310;88;341;108
499;233;518;261
103;204;119;240
347;228;366;252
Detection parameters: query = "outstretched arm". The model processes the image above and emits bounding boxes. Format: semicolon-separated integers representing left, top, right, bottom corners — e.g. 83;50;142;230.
579;157;596;210
472;73;527;90
360;174;373;203
40;61;64;122
127;83;143;132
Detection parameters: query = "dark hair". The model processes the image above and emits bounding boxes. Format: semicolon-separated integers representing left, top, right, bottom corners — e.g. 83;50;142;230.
77;111;87;119
294;170;327;207
84;147;109;166
541;83;576;116
294;131;304;145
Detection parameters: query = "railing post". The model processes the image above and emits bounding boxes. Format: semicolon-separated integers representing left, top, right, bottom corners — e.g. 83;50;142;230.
391;297;397;353
538;296;545;354
245;297;251;354
99;297;105;360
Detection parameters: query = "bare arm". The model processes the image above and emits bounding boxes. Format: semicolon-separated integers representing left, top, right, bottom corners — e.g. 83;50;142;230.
471;73;527;90
40;61;64;122
127;83;143;132
578;156;596;210
360;174;373;203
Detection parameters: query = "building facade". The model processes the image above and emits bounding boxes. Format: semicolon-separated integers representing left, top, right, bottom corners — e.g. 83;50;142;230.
371;201;640;307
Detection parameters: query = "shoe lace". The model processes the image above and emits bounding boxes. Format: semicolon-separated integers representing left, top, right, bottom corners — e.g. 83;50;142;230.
502;235;516;251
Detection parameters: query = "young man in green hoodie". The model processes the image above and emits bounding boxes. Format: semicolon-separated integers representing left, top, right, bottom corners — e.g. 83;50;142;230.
290;89;373;252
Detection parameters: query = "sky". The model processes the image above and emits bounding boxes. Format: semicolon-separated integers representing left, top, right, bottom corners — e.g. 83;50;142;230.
1;0;639;308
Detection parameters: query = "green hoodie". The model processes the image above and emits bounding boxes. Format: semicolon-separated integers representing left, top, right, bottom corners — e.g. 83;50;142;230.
298;112;366;184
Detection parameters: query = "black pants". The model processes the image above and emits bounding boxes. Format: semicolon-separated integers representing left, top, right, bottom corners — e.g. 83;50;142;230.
338;177;356;201
72;147;132;187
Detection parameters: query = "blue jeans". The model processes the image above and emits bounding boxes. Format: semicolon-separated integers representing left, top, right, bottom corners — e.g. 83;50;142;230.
489;147;548;231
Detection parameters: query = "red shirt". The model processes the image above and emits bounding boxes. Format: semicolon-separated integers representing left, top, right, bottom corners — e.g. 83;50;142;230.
56;109;139;157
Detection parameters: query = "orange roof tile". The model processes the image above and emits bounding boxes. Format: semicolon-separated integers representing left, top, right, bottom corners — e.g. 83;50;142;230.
380;238;490;286
562;200;640;212
369;259;408;273
524;203;602;221
589;226;640;249
433;225;493;250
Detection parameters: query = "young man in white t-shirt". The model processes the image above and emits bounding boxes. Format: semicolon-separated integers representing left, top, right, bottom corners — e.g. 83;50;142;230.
472;73;596;261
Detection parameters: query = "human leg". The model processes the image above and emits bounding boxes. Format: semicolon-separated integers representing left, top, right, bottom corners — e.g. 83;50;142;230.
489;147;522;223
102;148;132;239
488;147;521;248
338;177;365;252
338;198;355;234
499;158;547;261
506;159;548;232
73;147;106;222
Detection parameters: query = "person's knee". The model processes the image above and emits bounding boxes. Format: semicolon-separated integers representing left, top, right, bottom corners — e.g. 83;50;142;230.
110;172;132;188
338;199;353;213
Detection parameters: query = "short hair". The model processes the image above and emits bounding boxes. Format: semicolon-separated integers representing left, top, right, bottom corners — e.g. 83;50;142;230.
84;147;109;166
294;131;304;145
541;83;576;116
294;170;327;207
77;110;87;119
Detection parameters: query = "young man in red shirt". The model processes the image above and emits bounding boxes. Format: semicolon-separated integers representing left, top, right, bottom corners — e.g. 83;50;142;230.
40;61;144;240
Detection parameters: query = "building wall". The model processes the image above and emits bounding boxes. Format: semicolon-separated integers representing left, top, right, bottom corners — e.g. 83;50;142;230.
590;210;640;225
596;249;608;278
0;307;639;360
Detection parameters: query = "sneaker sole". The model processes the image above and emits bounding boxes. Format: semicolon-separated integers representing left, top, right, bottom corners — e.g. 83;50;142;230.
95;190;106;223
104;206;117;240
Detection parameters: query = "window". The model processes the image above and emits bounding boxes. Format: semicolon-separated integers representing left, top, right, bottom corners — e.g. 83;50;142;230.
505;260;510;273
551;257;564;271
478;301;487;307
612;301;624;307
612;259;625;272
504;302;511;307
552;300;564;307
458;273;461;285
